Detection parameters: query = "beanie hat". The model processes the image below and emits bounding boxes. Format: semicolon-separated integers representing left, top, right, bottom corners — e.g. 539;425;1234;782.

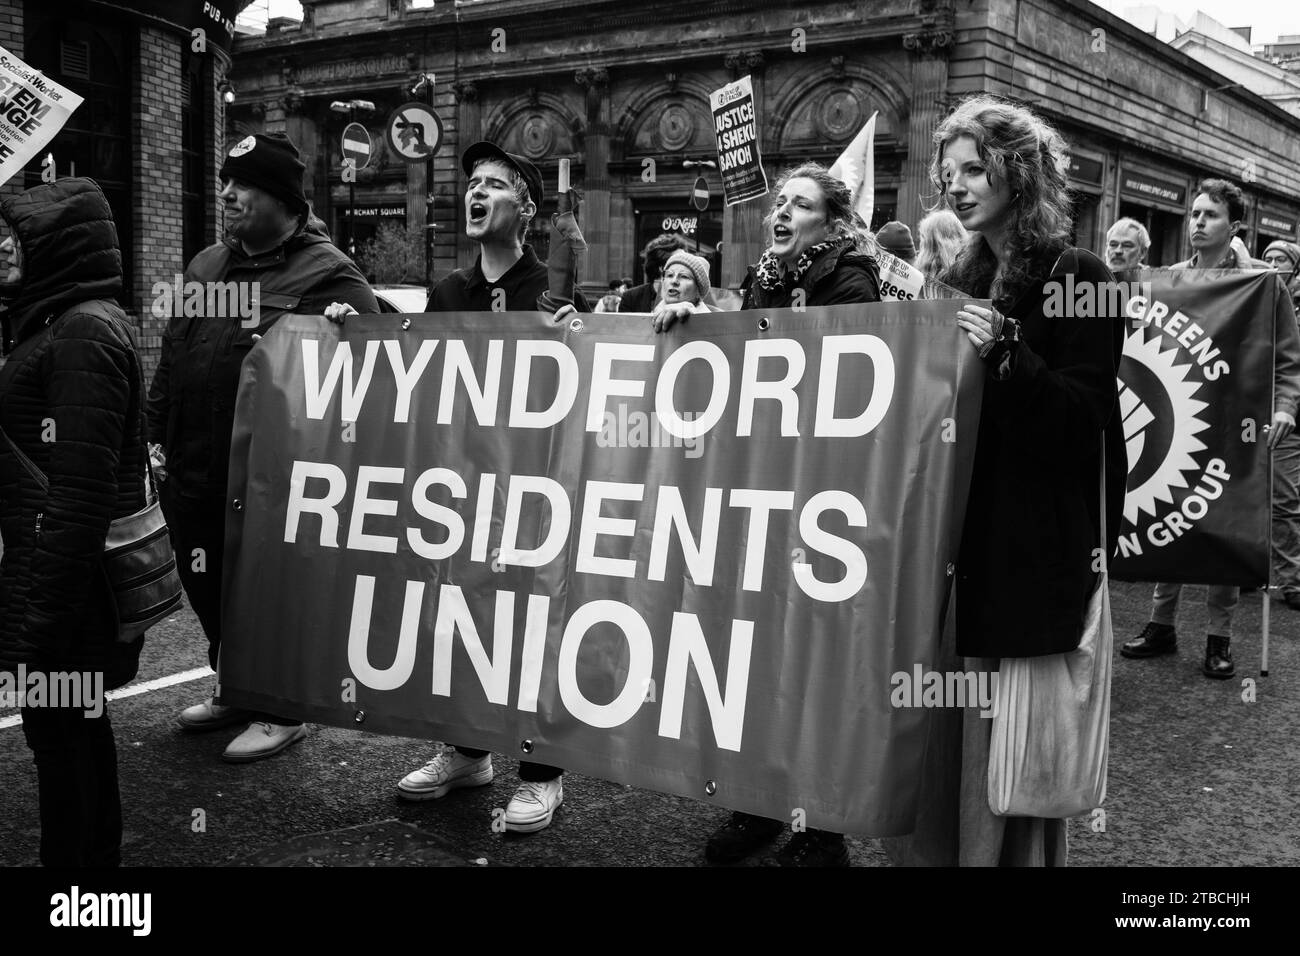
1264;239;1300;273
875;221;916;260
220;132;308;214
662;250;711;301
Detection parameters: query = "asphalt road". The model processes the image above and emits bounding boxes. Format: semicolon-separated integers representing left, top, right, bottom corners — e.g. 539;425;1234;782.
1;579;1296;867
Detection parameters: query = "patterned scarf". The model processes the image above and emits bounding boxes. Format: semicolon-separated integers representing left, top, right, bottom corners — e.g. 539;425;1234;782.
754;235;853;292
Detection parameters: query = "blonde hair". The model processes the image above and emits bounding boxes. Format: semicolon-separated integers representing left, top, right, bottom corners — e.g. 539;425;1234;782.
916;208;967;278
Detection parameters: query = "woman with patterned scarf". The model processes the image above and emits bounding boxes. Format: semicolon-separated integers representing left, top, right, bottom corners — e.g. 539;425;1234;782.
651;163;880;334
653;163;881;867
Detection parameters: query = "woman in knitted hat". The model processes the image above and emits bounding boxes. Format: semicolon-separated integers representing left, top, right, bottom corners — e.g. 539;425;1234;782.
1263;240;1300;312
651;249;713;325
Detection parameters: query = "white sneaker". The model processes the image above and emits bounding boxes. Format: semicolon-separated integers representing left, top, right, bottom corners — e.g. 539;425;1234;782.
221;721;308;763
504;777;563;833
397;748;493;801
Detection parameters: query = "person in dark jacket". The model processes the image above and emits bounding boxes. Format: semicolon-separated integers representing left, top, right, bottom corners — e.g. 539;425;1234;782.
0;178;144;866
889;96;1126;868
390;141;586;834
147;132;378;762
619;232;689;313
652;162;881;866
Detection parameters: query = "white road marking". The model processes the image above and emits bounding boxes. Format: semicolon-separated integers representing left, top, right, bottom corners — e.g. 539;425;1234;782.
0;666;214;730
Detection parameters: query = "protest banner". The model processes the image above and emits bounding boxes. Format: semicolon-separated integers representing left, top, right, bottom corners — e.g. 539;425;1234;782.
0;45;83;187
1110;268;1279;585
708;75;767;206
219;304;985;835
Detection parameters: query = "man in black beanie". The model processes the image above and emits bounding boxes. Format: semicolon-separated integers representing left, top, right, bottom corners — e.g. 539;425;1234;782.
147;131;379;762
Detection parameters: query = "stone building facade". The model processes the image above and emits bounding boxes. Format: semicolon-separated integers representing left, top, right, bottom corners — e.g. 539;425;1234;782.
225;0;1300;300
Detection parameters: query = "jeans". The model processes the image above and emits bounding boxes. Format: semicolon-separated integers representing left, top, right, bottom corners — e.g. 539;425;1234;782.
453;746;562;782
1272;432;1300;596
21;701;122;867
1151;582;1239;637
161;484;299;727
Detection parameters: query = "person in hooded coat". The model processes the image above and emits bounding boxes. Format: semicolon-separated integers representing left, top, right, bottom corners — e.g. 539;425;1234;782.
0;177;144;867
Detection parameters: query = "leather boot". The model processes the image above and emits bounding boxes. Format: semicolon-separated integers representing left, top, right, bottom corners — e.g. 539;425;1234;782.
1120;621;1177;658
1202;634;1235;680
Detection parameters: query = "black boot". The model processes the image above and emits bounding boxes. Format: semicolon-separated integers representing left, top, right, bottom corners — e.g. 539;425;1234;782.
1202;634;1235;679
704;812;784;864
768;829;851;867
1120;621;1177;659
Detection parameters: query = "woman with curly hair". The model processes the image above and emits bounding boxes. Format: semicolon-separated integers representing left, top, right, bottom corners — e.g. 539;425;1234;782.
889;96;1127;866
915;207;967;278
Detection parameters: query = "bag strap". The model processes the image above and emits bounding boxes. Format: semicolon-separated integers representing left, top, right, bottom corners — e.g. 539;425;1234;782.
1099;440;1108;574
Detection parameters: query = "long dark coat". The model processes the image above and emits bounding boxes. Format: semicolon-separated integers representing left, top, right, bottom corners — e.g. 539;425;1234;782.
955;248;1128;657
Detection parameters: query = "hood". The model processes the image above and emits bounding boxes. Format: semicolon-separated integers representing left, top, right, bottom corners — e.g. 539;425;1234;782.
0;177;123;344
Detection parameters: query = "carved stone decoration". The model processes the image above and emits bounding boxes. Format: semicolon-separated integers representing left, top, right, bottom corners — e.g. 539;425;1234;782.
902;30;954;57
665;72;678;93
526;86;540;107
452;80;478;103
280;59;295;85
815;88;863;141
280;89;304;115
249;101;267;119
657;103;694;152
830;55;846;78
519;113;556;159
724;51;765;79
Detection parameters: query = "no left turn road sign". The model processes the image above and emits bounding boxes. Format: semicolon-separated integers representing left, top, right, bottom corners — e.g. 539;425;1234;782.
342;122;371;170
386;102;444;163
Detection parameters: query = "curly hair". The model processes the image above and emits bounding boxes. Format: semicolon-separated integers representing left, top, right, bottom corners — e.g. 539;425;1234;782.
763;162;879;257
928;96;1074;308
915;208;968;278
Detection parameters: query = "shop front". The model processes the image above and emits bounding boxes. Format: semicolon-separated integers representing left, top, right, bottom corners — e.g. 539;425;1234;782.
1119;165;1190;266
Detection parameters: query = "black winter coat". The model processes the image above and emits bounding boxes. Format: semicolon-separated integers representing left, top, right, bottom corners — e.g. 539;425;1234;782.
955;248;1127;658
0;178;145;689
741;242;881;309
147;219;378;498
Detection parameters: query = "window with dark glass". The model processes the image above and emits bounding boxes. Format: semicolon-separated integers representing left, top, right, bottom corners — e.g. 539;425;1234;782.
24;10;134;301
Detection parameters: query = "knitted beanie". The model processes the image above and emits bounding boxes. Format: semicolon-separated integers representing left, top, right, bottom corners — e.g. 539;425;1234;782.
1264;239;1300;273
875;220;916;260
220;132;308;214
662;250;711;301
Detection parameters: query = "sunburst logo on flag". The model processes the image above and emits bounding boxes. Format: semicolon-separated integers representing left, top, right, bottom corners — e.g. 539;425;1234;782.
1118;327;1211;525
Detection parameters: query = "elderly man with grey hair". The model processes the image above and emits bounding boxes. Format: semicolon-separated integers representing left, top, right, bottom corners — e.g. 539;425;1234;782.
1105;216;1150;272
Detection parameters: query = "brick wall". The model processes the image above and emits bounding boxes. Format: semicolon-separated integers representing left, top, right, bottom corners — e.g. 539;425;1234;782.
0;0;24;209
133;26;185;382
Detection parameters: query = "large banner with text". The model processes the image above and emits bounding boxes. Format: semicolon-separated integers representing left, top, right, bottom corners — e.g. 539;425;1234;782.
219;305;984;835
1111;268;1283;585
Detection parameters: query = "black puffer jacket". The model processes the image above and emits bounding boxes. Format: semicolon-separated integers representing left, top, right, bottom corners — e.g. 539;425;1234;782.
0;178;145;689
741;242;881;309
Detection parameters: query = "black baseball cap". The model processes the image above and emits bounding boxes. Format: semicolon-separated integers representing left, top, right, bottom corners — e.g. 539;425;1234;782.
462;141;544;210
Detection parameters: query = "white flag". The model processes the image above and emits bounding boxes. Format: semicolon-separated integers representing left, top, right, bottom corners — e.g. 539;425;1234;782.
827;111;877;228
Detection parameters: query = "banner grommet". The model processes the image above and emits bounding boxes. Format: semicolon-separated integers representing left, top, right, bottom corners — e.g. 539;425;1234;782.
569;317;584;333
354;711;366;723
704;780;717;796
521;739;534;754
757;317;770;332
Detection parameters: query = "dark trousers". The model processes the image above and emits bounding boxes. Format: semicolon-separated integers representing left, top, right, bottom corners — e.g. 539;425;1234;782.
161;484;298;727
21;702;122;867
454;746;562;782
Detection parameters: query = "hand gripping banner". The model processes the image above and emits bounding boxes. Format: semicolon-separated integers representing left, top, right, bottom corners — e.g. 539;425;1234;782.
1110;268;1283;585
219;304;984;835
